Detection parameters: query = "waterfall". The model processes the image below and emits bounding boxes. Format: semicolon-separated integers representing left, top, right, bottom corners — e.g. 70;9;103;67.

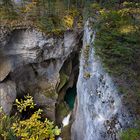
71;20;133;140
62;113;71;127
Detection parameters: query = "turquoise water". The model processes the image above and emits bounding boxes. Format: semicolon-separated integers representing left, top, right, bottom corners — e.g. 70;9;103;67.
64;85;77;110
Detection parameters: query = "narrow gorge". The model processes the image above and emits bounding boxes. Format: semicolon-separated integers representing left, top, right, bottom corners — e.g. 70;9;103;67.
0;1;140;140
0;20;137;140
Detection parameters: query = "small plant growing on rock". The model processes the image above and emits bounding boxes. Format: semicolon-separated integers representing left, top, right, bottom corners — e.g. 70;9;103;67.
83;45;90;61
84;72;91;79
15;95;36;112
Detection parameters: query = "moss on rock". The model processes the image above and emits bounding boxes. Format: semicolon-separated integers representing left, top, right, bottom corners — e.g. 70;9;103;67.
57;72;69;92
56;102;70;125
60;124;71;140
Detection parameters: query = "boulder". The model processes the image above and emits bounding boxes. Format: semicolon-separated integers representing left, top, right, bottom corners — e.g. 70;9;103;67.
0;81;16;115
0;57;12;82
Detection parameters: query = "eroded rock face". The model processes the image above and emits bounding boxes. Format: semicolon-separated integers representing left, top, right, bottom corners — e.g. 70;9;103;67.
0;57;12;82
0;81;16;115
0;28;81;119
2;30;79;70
0;27;11;48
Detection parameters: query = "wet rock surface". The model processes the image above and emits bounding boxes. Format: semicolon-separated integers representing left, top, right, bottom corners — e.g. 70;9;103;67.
71;21;135;140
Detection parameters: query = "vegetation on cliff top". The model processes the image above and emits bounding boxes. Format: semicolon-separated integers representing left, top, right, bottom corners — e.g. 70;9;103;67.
86;1;140;139
86;1;140;97
0;0;84;34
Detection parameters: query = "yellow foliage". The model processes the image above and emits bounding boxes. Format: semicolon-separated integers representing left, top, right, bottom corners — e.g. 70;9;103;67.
12;109;61;140
63;15;74;29
22;2;37;13
16;95;36;112
11;95;61;140
119;25;137;34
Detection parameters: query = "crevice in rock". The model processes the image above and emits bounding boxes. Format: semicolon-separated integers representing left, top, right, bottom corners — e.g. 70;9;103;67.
64;85;77;110
0;27;83;138
55;50;80;140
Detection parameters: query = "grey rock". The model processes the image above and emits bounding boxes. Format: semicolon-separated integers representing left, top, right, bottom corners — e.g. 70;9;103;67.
0;57;12;82
3;30;45;70
0;27;11;48
34;92;56;121
10;65;37;94
0;81;16;115
1;28;80;119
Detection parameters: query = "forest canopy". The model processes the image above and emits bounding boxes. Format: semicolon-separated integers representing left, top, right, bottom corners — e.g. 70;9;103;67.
0;0;88;33
0;0;139;33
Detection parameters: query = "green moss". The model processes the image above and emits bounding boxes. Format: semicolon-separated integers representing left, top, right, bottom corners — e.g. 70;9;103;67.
61;125;71;140
84;2;140;121
120;128;140;140
57;102;69;121
43;90;58;100
58;72;69;92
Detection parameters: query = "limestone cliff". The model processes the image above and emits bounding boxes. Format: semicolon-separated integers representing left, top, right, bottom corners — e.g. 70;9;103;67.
0;27;81;121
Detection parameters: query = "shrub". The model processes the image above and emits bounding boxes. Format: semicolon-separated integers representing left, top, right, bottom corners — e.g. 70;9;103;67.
12;95;61;140
0;95;61;140
12;109;61;140
15;95;36;113
0;107;17;140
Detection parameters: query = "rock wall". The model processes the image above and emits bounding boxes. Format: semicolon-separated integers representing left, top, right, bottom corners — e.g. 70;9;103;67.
0;28;81;120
